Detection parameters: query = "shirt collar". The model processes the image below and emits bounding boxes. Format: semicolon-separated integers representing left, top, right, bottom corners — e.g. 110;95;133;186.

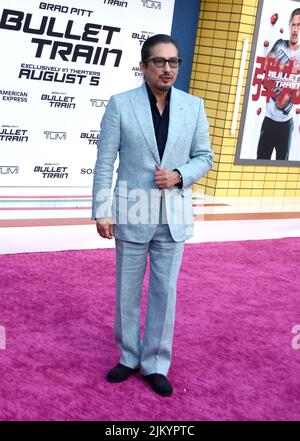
145;82;171;105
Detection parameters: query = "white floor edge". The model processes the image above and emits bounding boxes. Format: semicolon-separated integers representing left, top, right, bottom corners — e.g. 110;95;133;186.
1;218;300;255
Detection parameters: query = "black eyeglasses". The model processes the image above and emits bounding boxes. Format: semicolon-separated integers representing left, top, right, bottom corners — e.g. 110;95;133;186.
146;57;182;68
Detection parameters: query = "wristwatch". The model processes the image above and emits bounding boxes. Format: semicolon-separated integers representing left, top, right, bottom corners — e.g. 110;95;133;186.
173;169;183;188
176;170;182;184
174;168;182;185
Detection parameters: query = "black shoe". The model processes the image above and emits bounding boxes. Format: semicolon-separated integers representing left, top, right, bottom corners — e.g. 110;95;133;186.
142;373;173;397
107;363;139;383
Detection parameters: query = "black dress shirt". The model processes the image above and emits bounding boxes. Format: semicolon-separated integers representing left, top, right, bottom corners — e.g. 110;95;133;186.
146;83;182;188
146;83;170;160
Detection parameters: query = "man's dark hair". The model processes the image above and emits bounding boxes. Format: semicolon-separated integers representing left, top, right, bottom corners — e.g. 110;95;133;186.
141;34;180;63
289;8;300;24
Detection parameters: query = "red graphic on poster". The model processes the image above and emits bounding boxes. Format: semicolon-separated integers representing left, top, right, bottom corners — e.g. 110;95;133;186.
270;13;278;25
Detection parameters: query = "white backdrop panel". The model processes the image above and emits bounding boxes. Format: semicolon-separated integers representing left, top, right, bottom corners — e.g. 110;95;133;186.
0;0;175;194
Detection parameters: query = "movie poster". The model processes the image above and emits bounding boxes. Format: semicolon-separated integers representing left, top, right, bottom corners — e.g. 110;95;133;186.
236;0;300;165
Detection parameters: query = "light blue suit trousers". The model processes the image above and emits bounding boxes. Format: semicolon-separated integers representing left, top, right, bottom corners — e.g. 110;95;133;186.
115;201;184;376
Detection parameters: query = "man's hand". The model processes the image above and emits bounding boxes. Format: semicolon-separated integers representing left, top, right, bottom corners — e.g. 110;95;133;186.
154;165;181;189
96;217;114;239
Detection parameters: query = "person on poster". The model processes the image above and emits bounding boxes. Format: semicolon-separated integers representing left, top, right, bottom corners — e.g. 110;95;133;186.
92;34;213;397
257;8;300;160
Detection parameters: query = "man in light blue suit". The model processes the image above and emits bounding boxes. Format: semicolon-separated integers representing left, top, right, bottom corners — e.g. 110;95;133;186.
92;34;213;396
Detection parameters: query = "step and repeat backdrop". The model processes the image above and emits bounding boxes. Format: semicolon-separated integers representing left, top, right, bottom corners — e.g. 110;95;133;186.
0;0;175;196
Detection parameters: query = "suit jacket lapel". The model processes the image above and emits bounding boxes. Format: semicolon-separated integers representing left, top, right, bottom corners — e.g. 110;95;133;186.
130;83;160;164
161;87;185;168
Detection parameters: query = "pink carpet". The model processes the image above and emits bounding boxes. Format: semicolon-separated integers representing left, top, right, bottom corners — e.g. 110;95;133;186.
0;238;300;421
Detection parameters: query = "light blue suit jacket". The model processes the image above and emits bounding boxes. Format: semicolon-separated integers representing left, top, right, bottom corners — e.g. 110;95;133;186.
92;83;213;242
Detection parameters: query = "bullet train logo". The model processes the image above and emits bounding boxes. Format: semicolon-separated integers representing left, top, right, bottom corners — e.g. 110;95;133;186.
80;130;100;145
41;93;76;109
0;9;122;67
34;164;69;179
132;31;154;46
0;126;28;142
